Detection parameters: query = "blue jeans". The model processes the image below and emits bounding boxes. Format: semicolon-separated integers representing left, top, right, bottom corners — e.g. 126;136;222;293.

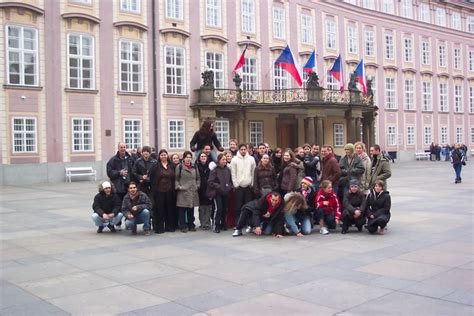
453;164;462;180
125;209;150;231
284;213;312;235
92;212;123;227
178;207;195;229
315;208;336;229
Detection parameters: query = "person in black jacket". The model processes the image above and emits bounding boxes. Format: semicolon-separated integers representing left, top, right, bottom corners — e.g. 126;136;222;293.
91;181;123;233
106;142;134;201
341;179;367;234
122;182;152;235
190;119;224;162
366;180;391;234
132;146;157;196
451;143;466;184
232;191;285;238
196;152;212;230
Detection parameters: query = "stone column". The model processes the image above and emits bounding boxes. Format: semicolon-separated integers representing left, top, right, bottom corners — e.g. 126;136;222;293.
315;116;324;146
355;117;362;143
305;116;316;144
362;114;375;147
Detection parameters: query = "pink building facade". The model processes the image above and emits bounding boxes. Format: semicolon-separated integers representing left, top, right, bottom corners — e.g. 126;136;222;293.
0;0;472;184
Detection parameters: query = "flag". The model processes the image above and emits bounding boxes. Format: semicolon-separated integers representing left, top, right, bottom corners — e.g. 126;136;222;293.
232;45;248;74
329;54;344;92
303;50;317;75
275;45;303;87
355;59;367;93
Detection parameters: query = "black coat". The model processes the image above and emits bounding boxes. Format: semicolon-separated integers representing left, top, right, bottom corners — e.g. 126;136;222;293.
343;190;367;216
190;130;223;151
196;161;212;205
92;192;121;216
208;165;233;196
121;191;152;218
253;164;278;196
241;194;285;235
107;152;134;195
132;157;157;191
367;190;391;220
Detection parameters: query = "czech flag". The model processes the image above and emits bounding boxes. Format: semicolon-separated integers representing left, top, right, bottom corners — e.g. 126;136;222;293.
275;45;303;87
232;45;248;74
303;50;317;75
329;55;344;92
355;59;367;93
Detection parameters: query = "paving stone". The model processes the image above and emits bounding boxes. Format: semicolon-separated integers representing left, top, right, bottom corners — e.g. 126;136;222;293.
2;261;82;283
0;300;69;315
356;259;449;281
119;302;197;316
0;280;41;309
442;289;474;306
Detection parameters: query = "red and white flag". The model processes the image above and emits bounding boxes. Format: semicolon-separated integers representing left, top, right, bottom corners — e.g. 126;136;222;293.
232;45;248;74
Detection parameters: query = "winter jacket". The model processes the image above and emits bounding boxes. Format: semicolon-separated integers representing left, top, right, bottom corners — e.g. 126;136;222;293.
368;154;391;189
339;154;365;187
342;190;367;216
272;155;283;175
175;163;200;208
121;191;152;218
315;189;341;220
92;192;121;217
208;165;233;195
279;162;299;192
190;130;224;151
253;164;278;196
296;186;316;214
302;153;320;179
230;151;256;188
451;148;465;165
241;193;285;235
196;160;212;205
366;189;391;221
320;153;341;186
106;151;134;195
132;156;157;191
150;161;175;193
358;153;372;192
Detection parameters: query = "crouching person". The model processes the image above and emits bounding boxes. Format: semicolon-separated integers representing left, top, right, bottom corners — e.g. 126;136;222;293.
233;191;285;238
315;180;341;235
283;192;311;236
92;181;123;233
341;179;367;234
122;182;152;235
366;180;391;234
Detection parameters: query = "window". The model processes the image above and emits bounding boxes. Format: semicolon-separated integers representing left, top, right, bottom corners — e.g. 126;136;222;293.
436;8;446;26
404;79;415;110
214;120;229;148
242;58;257;90
12;117;37;153
470;87;474;113
424;126;432;145
344;0;356;4
362;0;375;9
438;44;446;67
407;126;415;145
273;65;288;90
165;46;185;95
120;40;143;92
72;118;93;152
326;19;336;49
206;0;221;27
404;38;412;62
456;127;463;144
166;0;183;19
451;12;461;30
333;124;344;147
441;127;448;145
68;34;94;89
301;14;313;44
422;81;432;111
439;83;448;112
469;16;474;33
241;0;255;33
70;0;92;4
454;85;463;113
7;25;38;86
364;30;374;56
347;25;358;54
470;51;474;72
471;127;474;144
385;77;396;109
421;41;430;65
123;119;142;150
168;119;185;149
326;69;338;91
249;121;263;147
387;126;397;146
401;0;412;19
453;48;461;70
381;0;394;14
121;0;140;13
273;7;285;39
384;32;394;59
419;3;430;23
205;51;224;89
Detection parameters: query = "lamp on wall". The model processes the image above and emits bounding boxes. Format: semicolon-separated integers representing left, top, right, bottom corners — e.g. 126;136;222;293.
21;95;26;100
130;100;135;105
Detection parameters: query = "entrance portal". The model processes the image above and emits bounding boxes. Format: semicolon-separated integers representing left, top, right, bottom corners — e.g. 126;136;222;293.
276;116;298;150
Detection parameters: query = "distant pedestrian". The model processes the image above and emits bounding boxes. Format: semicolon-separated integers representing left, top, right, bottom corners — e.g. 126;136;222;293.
450;143;466;184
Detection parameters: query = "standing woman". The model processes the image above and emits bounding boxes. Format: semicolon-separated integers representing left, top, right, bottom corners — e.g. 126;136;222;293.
170;153;181;167
150;149;176;233
366;180;391;234
175;151;200;233
272;147;283;175
196;152;212;230
354;142;372;194
208;153;233;233
253;154;278;198
278;150;299;196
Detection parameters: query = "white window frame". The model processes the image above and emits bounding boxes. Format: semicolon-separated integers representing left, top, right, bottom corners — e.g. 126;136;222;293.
456;127;463;144
326;18;336;49
249;121;263;147
422;81;432;111
273;7;285;40
242;57;257;90
451;12;461;30
454;85;463;113
347;25;358;54
214;120;229;149
205;51;224;89
470;86;474;113
121;0;140;13
404;79;415;110
326;69;339;91
70;0;92;4
384;32;394;59
436;8;446;26
364;29;375;57
471;127;474;144
438;43;446;67
453;48;461;70
424;126;432;146
407;126;415;146
164;46;186;95
401;0;412;19
469;51;474;72
67;33;95;90
421;41;430;65
404;38;413;62
11;117;37;153
333;123;344;147
72;118;94;152
439;83;448;112
273;64;289;90
166;0;183;20
6;25;39;86
362;0;375;10
441;127;448;145
301;14;313;44
241;0;255;33
385;77;396;109
387;126;397;146
419;3;430;23
168;119;185;150
381;0;394;14
206;0;221;28
123;119;142;150
119;39;143;92
468;16;474;33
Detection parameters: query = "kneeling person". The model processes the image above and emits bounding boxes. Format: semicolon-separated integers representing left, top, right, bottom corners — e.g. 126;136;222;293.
366;180;391;234
92;181;123;233
341;179;367;234
122;182;152;235
315;180;341;235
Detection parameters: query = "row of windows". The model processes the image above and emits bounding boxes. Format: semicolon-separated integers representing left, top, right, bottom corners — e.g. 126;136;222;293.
387;126;470;147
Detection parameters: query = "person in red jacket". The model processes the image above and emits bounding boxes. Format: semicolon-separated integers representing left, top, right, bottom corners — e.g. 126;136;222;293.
314;180;341;235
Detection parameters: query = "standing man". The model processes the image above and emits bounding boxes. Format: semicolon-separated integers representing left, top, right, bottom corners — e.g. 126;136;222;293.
231;144;256;224
320;144;341;192
122;182;152;235
132;146;157;197
451;143;466;184
107;142;134;202
253;143;266;165
229;139;238;156
368;144;392;189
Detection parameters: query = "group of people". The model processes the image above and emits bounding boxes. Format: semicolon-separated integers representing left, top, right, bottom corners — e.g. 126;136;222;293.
430;142;469;163
91;120;393;237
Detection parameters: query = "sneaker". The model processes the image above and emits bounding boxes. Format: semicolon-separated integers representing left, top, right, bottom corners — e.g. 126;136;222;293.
115;223;122;231
144;230;151;236
319;227;329;235
131;225;137;235
107;224;116;233
97;226;104;233
245;226;253;233
232;229;242;237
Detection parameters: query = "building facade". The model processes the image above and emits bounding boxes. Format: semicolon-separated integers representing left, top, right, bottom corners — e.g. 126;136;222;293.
0;0;473;185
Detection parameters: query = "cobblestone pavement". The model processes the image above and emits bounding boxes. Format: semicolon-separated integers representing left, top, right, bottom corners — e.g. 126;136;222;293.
0;160;473;315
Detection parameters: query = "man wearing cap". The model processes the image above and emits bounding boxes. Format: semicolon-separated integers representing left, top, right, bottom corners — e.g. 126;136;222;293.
339;143;365;197
91;181;123;233
341;179;367;234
